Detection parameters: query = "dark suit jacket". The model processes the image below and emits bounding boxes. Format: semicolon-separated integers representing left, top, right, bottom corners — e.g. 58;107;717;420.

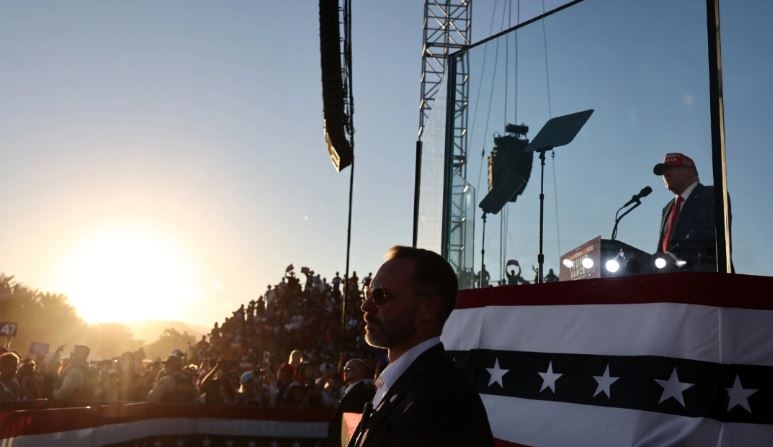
328;380;376;447
657;183;717;271
348;343;494;447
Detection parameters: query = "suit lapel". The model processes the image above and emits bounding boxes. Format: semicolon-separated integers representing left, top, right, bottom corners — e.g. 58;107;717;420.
660;183;706;249
674;183;703;239
375;344;443;415
350;344;445;446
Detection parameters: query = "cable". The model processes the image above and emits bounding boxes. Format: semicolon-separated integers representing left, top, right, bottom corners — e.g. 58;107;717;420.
503;0;511;126
541;0;553;119
500;1;511;275
551;151;561;256
471;1;501;196
513;0;520;125
475;0;506;217
539;0;562;262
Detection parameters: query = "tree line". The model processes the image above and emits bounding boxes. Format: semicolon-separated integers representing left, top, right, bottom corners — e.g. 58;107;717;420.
0;274;196;361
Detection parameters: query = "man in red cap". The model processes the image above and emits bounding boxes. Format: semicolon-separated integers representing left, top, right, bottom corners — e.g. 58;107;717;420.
653;153;718;271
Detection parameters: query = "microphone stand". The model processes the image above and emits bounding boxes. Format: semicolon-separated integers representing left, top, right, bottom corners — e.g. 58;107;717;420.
523;109;594;283
535;147;550;283
480;211;488;288
611;200;642;241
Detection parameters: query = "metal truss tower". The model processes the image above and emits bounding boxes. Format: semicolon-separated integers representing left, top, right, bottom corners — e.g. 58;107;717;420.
419;0;472;273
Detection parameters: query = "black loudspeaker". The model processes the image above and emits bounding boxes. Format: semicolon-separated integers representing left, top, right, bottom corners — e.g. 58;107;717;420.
488;135;532;197
479;187;516;215
319;0;353;171
479;131;532;214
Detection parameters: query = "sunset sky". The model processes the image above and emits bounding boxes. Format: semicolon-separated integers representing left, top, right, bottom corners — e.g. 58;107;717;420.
2;1;772;327
0;1;554;326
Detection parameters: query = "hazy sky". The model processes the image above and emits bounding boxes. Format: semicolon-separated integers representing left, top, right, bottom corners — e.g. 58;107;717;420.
2;1;771;327
0;1;553;326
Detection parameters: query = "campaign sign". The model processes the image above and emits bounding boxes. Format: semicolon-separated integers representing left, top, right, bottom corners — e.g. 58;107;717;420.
0;322;17;337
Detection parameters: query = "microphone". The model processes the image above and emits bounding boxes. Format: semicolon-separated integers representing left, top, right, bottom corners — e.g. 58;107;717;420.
612;186;652;241
622;186;653;207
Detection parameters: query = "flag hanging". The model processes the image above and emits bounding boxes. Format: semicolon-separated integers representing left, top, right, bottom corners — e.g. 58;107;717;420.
442;273;773;447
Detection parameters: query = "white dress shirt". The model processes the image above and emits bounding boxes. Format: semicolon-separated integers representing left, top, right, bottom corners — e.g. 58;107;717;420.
371;336;441;408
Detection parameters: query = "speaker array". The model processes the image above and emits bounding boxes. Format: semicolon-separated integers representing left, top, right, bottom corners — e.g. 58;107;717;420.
479;133;533;214
319;0;353;171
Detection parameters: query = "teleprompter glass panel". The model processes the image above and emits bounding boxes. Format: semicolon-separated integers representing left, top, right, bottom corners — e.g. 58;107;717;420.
439;0;773;286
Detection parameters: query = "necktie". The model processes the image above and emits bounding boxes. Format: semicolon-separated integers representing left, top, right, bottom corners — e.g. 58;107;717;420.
662;195;684;252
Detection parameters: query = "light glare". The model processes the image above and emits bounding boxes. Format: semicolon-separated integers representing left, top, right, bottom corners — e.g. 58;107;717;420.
605;259;620;273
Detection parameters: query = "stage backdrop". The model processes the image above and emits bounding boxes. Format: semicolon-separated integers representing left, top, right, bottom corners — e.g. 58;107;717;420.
0;404;331;447
2;273;771;446
441;272;773;447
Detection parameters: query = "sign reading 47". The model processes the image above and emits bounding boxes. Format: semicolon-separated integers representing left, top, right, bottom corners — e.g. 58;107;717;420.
0;322;18;337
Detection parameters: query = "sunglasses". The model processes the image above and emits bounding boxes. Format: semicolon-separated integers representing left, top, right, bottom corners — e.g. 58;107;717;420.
365;287;394;306
343;366;358;372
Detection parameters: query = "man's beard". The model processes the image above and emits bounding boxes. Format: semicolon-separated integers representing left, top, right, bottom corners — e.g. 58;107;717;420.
364;310;417;349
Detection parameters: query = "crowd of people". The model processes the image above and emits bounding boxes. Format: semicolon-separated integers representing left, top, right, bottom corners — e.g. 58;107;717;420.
0;266;383;411
3;245;497;446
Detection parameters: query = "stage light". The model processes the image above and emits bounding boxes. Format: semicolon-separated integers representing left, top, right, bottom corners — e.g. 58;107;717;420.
562;258;574;268
605;258;621;273
603;249;629;275
654;252;687;271
581;257;594;269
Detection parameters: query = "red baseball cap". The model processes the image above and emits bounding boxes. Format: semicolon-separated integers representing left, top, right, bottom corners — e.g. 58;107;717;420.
653;152;696;175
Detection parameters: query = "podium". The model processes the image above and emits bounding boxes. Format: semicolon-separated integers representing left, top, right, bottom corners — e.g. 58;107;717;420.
559;236;652;281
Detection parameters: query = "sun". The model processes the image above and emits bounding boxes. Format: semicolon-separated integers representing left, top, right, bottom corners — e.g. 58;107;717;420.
54;225;202;324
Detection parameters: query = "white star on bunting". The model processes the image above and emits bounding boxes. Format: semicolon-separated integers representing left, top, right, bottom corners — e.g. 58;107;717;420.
538;361;562;393
486;358;509;388
592;364;619;398
655;367;693;406
726;374;757;413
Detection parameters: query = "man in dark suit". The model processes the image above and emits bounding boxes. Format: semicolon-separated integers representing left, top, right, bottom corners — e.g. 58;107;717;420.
328;359;376;447
348;246;494;447
653;152;718;271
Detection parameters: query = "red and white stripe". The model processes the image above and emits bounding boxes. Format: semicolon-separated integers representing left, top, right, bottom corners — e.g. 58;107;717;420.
442;273;773;447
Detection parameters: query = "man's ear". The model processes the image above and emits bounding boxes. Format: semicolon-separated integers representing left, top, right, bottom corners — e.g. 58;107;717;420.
416;294;442;325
